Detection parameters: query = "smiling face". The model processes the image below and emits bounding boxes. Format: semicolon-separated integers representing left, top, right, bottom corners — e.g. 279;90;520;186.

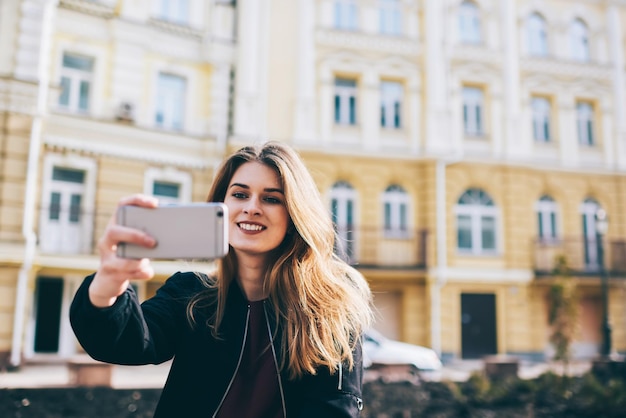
224;161;290;261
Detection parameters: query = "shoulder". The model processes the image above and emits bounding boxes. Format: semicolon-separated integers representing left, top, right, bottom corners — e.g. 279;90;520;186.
154;271;214;301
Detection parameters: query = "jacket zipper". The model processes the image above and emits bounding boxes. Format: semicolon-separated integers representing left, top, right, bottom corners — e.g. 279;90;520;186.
211;305;251;418
263;301;287;418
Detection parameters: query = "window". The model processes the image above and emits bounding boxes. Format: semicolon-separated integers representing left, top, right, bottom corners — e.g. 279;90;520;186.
334;77;357;125
330;181;357;263
576;101;595;146
528;12;548;56
570;18;590;62
58;53;94;112
380;81;402;129
536;195;558;241
156;73;186;130
144;167;191;204
581;198;601;269
379;0;401;35
462;86;484;136
383;185;409;237
455;188;498;254
458;1;481;44
156;0;189;24
334;0;358;30
531;96;551;143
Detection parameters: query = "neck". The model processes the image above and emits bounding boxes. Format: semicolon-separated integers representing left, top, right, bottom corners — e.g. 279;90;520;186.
235;255;268;302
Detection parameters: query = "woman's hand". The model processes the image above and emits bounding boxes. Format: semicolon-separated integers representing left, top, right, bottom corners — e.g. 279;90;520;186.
88;194;158;308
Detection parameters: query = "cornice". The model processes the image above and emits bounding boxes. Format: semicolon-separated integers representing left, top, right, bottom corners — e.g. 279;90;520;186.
316;29;422;57
521;58;613;82
59;0;116;19
43;114;223;169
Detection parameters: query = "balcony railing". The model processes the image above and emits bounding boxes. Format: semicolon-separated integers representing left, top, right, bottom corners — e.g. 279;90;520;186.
533;237;626;276
335;227;428;269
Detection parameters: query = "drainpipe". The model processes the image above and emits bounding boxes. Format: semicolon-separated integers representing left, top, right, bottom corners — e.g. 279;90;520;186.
431;156;461;359
10;0;58;368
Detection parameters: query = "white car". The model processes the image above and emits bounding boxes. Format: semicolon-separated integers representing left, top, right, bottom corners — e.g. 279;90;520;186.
362;329;442;381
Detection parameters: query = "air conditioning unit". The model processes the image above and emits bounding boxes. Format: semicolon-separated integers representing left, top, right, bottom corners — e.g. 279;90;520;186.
116;102;135;122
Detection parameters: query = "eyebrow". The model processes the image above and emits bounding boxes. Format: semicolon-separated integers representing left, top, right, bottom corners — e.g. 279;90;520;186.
229;183;284;194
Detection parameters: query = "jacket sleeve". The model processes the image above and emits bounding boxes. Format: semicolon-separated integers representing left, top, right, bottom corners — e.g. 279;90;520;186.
297;339;365;417
69;272;194;365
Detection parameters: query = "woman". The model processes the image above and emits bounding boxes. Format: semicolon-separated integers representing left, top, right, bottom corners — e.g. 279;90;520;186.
70;141;373;417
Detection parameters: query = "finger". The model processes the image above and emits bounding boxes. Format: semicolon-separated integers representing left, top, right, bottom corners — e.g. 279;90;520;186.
100;257;155;281
117;194;159;209
101;224;156;251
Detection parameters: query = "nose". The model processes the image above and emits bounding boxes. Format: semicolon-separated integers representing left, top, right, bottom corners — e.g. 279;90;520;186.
243;197;262;215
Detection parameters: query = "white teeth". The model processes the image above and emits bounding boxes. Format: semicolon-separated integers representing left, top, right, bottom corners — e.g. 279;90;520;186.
239;223;263;231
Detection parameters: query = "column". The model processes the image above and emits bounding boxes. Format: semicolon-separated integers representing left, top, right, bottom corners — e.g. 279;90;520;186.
293;0;316;143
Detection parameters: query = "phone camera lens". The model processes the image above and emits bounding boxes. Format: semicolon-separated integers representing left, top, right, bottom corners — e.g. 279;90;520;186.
217;210;223;218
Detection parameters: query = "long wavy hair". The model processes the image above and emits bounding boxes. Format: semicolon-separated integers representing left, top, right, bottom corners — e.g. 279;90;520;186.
187;141;372;379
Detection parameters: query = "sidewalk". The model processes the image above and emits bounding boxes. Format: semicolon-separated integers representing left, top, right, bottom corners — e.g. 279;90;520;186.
0;361;170;389
0;359;592;389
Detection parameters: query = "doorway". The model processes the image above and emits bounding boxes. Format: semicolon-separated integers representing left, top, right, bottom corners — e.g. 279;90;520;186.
461;293;497;359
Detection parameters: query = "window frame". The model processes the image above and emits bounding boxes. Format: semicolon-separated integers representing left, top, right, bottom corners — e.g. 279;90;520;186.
334;77;358;126
455;188;499;255
155;72;187;131
380;81;403;129
458;0;482;44
155;0;190;25
531;96;552;143
334;0;358;31
462;86;485;137
382;185;410;238
576;100;595;146
528;12;549;56
144;167;192;204
379;0;402;36
570;18;590;62
535;195;559;242
58;52;95;113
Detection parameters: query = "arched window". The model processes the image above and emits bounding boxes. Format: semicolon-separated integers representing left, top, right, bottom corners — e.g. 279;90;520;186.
382;185;409;237
570;18;590;61
330;181;357;262
528;12;548;56
455;188;498;254
535;195;558;241
458;1;481;44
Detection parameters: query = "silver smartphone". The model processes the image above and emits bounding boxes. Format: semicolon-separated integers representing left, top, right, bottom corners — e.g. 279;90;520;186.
116;203;229;260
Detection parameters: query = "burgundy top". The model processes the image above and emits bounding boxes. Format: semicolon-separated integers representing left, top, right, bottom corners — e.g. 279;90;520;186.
216;300;284;418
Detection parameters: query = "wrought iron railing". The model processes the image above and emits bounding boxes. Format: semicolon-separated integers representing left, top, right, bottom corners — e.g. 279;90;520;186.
334;226;428;269
533;237;626;276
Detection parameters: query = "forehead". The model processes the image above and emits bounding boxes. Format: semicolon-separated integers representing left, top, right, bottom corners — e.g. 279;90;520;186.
229;161;282;188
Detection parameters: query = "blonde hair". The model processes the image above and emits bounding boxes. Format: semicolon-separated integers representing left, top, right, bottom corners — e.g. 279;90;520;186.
188;141;372;379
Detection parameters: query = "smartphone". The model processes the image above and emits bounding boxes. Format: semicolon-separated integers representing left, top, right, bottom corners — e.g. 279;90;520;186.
116;203;229;260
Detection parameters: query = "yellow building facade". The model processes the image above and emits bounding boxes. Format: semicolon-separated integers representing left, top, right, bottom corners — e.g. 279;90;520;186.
1;0;625;369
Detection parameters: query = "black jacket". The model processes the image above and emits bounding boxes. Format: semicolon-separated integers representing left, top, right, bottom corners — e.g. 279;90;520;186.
70;272;364;417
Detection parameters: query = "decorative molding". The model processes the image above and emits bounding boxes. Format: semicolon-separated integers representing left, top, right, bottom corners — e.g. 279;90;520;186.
521;58;612;82
43;114;222;169
0;77;38;114
59;0;116;19
148;18;204;40
316;29;422;57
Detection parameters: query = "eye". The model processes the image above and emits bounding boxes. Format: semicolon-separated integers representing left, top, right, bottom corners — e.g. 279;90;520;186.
264;196;283;204
232;192;247;199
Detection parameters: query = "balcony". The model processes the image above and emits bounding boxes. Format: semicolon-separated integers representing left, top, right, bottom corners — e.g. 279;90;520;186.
335;227;428;269
533;237;626;277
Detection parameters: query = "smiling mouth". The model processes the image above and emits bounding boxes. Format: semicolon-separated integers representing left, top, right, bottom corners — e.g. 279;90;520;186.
238;223;265;231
